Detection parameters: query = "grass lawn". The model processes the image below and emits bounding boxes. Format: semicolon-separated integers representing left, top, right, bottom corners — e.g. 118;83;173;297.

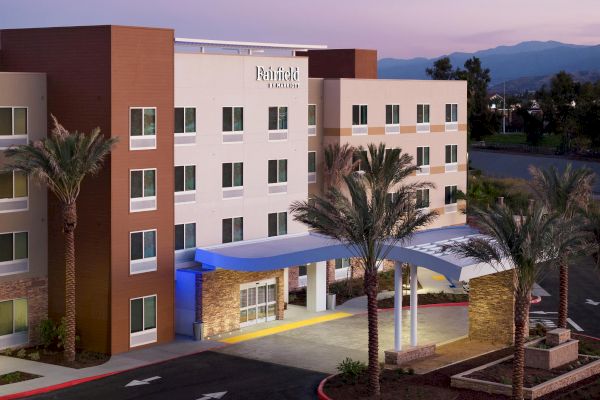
1;346;109;369
0;371;41;385
478;133;562;148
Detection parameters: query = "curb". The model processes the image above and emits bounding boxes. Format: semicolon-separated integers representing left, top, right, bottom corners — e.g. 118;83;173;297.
573;332;600;342
3;343;231;399
317;374;336;400
375;301;469;313
530;296;542;304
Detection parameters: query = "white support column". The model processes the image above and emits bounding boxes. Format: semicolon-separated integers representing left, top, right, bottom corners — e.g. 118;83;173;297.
394;261;403;352
306;261;327;312
283;268;289;303
410;264;418;347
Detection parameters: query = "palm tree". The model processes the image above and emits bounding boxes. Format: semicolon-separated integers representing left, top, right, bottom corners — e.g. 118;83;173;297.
529;164;594;328
581;201;600;268
291;143;436;396
3;116;117;362
446;203;576;400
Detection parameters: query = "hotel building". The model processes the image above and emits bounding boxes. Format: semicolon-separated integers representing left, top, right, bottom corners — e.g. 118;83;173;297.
0;25;467;354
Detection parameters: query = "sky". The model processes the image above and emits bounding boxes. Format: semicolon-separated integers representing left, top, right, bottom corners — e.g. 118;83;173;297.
1;0;599;59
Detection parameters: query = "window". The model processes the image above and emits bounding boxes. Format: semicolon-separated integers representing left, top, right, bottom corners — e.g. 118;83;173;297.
268;106;288;131
175;223;196;251
308;104;316;127
130;295;156;335
130;230;157;262
298;264;307;277
445;186;458;205
386;105;400;125
335;258;350;269
174;107;196;134
0;232;28;263
268;212;287;237
223;217;243;243
416;147;430;167
130;169;156;212
130;108;156;136
445;104;458;123
0;299;27;337
0;171;27;200
386;192;398;207
0;108;27;136
417;104;430;124
353;150;368;172
222;163;243;188
445;145;458;164
416;189;430;209
352;105;368;126
175;166;195;192
223;107;244;132
268;160;287;184
308;152;316;173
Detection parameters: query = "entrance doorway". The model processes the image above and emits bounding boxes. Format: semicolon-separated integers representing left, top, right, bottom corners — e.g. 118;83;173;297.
240;279;277;328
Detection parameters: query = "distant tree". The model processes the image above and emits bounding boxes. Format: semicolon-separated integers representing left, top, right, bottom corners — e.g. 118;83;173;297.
425;57;456;80
517;106;544;146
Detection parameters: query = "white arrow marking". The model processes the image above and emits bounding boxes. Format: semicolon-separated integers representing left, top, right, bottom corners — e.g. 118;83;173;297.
198;392;228;400
125;376;161;387
567;318;584;332
530;311;558;315
586;299;600;306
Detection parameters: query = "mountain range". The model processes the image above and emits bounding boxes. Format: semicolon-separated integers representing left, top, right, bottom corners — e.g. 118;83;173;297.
378;41;600;94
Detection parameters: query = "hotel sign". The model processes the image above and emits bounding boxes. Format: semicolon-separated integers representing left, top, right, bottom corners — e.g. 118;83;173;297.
256;66;300;88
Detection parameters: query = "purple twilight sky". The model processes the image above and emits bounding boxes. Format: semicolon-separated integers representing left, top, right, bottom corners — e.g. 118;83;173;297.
1;0;599;58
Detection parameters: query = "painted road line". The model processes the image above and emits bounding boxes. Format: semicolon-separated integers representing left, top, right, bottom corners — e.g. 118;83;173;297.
125;376;161;387
567;318;584;332
586;299;600;306
221;312;352;344
197;392;228;400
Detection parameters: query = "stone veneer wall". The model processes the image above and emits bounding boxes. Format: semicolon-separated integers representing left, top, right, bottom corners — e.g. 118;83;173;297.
201;269;284;338
468;270;515;345
0;277;48;346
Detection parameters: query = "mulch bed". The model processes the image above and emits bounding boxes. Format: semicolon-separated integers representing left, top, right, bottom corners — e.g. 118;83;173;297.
323;335;600;399
3;346;109;369
0;371;41;385
377;293;468;309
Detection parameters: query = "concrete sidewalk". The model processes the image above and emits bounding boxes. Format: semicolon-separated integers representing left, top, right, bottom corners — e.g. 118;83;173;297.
0;336;223;397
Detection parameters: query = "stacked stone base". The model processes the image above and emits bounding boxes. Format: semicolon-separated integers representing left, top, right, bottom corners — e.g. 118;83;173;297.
384;344;436;366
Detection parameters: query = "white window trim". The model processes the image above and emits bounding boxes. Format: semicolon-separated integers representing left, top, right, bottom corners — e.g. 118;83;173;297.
175;222;196;252
129;294;158;346
0;106;28;143
0;231;29;273
129;229;158;273
268;160;288;186
223;216;244;243
0;171;29;213
174;106;197;135
268;211;288;237
308;104;317;135
308;151;317;176
352;104;368;126
268;105;289;132
416;146;430;176
222;162;244;197
129;107;157;151
385;104;400;126
416;104;431;134
130;168;157;212
222;106;244;134
175;165;196;194
416;188;430;210
445;103;459;124
444;185;459;213
445;144;459;172
0;298;27;338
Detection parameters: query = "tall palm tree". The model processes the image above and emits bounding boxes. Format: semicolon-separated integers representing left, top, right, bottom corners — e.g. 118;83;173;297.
529;164;594;328
3;116;117;362
446;203;577;400
581;201;600;268
322;142;357;190
291;143;436;396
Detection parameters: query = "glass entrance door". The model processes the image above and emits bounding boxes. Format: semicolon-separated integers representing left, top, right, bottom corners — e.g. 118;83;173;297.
240;279;277;328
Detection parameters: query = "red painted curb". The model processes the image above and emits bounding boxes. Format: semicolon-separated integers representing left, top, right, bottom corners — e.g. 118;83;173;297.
317;374;336;400
573;333;600;342
375;301;469;313
3;343;231;399
530;296;542;304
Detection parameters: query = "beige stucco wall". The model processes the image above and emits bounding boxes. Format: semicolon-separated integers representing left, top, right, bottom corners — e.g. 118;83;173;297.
0;72;48;281
174;53;309;252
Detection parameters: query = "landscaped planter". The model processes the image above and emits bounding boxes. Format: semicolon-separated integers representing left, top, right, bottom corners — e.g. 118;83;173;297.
525;338;579;370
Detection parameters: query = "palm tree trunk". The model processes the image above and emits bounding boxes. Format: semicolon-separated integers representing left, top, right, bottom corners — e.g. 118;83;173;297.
63;203;77;362
364;266;380;396
558;257;568;329
512;292;530;400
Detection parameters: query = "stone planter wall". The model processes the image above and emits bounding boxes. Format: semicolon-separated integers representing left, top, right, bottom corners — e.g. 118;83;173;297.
525;340;579;370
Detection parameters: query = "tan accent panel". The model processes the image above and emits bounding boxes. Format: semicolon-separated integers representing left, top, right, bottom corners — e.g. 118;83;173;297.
458;163;467;172
430;124;445;133
458;123;468;131
400;125;416;134
324;127;352;136
430;166;446;175
368;126;385;135
433;207;445;215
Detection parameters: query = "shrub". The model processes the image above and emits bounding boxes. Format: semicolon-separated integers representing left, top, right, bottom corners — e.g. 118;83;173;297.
337;357;367;384
16;348;27;358
28;351;40;361
39;319;57;348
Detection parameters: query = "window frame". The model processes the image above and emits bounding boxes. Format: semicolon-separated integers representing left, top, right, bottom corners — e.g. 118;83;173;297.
416;104;431;124
307;151;316;174
267;159;288;185
174;165;196;193
222;216;244;244
0;107;28;138
445;144;458;164
268;106;288;132
222;106;244;133
268;211;288;237
129;294;157;344
129;107;157;151
445;103;458;123
385;104;400;126
222;162;244;189
129;229;158;273
416;146;430;175
308;104;317;130
353;150;368;172
175;222;196;251
0;170;29;213
445;185;458;205
129;168;157;212
416;188;430;209
352;104;368;126
174;106;197;135
0;298;28;337
0;231;28;266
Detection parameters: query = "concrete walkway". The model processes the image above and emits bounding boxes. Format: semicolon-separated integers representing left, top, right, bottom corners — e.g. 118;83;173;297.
0;336;223;397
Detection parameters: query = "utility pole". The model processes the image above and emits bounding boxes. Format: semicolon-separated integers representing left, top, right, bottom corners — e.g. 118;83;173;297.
503;81;506;134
